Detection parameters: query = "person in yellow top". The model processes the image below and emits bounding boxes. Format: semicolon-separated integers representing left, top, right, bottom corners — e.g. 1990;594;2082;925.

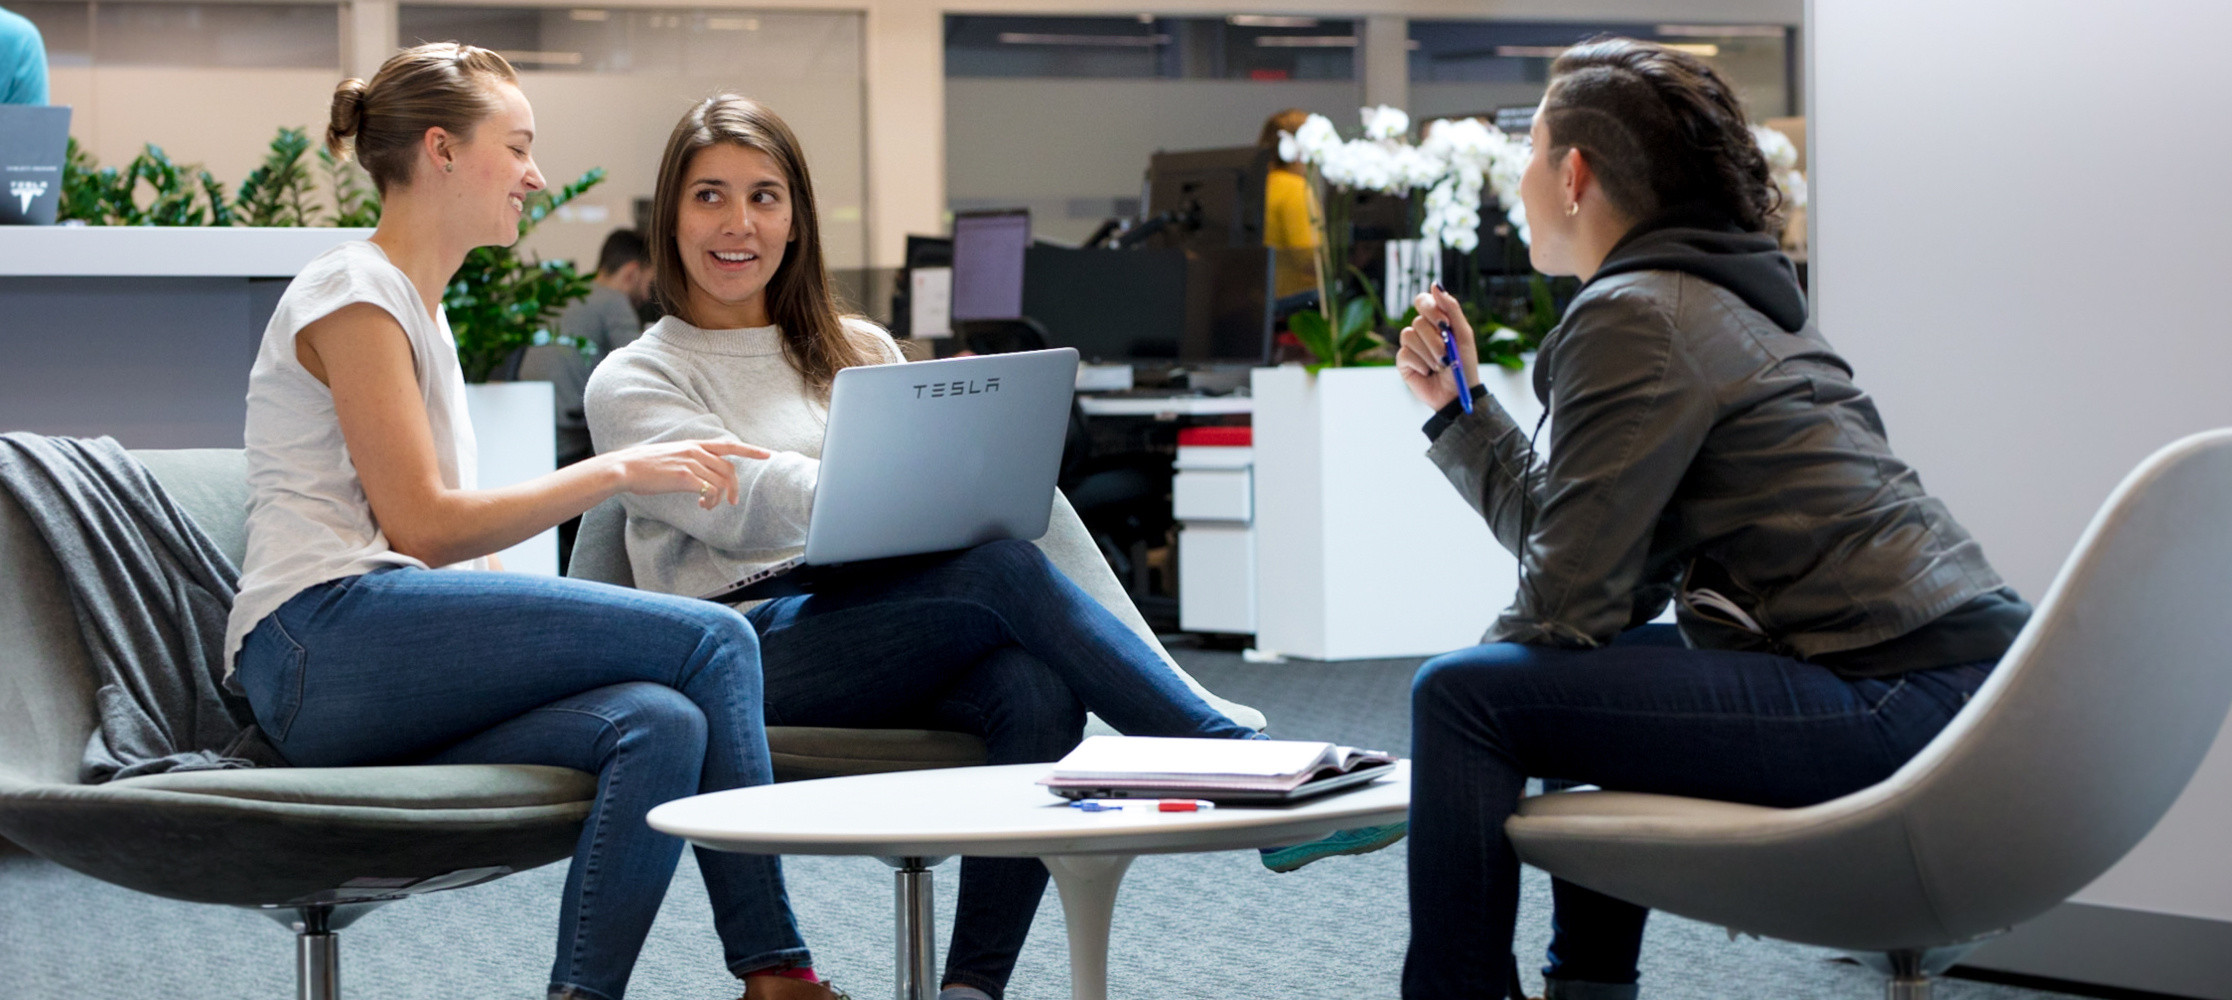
1260;108;1320;299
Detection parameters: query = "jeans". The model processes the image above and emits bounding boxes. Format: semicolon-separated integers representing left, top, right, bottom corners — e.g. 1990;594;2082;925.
1402;625;1993;1000
746;538;1256;998
233;567;806;1000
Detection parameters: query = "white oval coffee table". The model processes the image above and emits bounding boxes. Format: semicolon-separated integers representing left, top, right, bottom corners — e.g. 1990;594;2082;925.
648;761;1410;1000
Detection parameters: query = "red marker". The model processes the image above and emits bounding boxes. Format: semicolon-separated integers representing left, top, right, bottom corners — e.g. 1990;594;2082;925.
1156;799;1216;812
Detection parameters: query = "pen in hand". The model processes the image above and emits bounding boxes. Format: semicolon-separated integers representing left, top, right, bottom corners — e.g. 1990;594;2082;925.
1440;320;1473;415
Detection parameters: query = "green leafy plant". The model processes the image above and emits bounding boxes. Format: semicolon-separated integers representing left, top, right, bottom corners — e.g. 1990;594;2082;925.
58;136;103;223
234;127;319;227
318;146;381;228
1468;273;1561;371
57;142;232;226
443;167;607;382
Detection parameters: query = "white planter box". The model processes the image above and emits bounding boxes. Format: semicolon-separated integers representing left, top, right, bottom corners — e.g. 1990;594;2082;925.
462;381;558;576
1250;362;1542;660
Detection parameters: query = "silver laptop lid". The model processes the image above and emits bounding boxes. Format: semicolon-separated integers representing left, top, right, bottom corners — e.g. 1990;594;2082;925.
804;347;1080;566
0;106;71;226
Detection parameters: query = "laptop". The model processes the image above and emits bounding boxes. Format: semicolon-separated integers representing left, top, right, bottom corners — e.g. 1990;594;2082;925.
0;105;70;226
699;347;1080;603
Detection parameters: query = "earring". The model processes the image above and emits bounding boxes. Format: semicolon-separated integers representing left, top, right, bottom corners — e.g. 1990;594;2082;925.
444;162;454;173
1566;201;1579;217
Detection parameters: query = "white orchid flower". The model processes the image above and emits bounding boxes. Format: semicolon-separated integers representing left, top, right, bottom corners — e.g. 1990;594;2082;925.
1361;105;1409;142
1277;131;1300;164
1293;114;1341;165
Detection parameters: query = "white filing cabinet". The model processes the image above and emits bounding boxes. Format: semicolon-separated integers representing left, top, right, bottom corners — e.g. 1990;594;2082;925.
1174;431;1256;634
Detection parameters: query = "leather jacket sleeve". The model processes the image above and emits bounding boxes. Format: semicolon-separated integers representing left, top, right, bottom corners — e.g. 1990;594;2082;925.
1426;287;1715;647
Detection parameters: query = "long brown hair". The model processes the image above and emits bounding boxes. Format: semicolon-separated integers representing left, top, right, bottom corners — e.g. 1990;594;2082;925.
327;42;517;194
649;94;878;396
1542;38;1781;233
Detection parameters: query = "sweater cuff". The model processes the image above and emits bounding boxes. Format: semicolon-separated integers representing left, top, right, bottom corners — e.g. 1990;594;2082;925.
1422;385;1491;442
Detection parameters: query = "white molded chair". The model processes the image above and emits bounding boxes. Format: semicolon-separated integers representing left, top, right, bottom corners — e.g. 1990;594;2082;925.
1507;429;2232;999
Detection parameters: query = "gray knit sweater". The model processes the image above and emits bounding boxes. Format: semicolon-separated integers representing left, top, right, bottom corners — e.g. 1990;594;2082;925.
583;315;902;600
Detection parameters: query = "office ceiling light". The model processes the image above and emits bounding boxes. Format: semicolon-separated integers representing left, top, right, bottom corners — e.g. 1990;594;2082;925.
997;32;1168;47
704;16;758;31
1656;24;1786;38
1665;42;1721;57
496;50;583;65
1494;45;1569;58
1255;35;1356;48
1229;15;1320;28
568;8;607;21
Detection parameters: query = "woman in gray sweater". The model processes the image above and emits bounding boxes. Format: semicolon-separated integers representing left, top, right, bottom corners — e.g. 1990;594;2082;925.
586;95;1386;1000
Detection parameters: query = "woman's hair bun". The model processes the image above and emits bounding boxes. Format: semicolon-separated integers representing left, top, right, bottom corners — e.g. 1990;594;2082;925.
326;77;369;159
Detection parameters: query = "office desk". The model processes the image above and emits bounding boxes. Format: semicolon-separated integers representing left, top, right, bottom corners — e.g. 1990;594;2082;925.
0;226;371;448
1075;393;1253;418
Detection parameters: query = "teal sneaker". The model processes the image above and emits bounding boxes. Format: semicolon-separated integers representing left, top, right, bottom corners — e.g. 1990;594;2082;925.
1259;821;1408;873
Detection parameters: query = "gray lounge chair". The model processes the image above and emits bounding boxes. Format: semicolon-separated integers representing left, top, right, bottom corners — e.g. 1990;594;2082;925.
1506;429;2232;999
1;446;1263;999
568;493;1265;777
0;447;593;1000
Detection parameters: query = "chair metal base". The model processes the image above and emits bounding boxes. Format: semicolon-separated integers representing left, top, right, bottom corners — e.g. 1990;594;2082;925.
1854;941;1992;1000
878;855;952;1000
255;902;388;1000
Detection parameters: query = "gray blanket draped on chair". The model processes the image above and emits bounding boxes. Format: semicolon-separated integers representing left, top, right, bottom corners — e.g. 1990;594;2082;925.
0;433;280;781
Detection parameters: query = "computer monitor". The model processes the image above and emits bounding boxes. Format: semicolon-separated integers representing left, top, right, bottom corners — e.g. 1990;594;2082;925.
1182;246;1274;366
1022;245;1189;363
0;105;70;226
1139;146;1271;251
950;209;1030;321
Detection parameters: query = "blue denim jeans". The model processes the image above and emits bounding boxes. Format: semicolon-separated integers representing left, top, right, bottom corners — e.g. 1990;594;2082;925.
233;567;806;1000
746;538;1257;998
1402;626;1992;1000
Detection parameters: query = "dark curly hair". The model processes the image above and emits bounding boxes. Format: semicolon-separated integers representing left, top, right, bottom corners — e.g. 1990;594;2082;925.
1542;37;1782;233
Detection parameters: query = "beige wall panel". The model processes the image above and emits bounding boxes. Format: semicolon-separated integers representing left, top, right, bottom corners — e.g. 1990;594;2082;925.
60;67;338;196
512;70;867;271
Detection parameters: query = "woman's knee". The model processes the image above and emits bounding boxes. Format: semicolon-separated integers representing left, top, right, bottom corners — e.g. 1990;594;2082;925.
600;681;710;748
958;649;1086;760
1412;645;1536;740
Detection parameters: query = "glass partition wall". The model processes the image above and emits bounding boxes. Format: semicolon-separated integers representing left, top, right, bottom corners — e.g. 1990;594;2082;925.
11;2;866;279
944;13;1361;247
397;6;866;274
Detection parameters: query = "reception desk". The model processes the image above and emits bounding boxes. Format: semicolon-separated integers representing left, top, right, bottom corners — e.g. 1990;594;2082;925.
0;226;559;573
0;226;374;448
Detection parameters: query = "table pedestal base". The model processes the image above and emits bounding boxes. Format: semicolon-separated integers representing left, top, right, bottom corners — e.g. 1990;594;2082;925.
878;855;951;1000
1042;854;1137;1000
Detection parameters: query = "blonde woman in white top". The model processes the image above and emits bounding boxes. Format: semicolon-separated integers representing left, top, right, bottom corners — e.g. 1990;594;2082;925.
226;44;843;1000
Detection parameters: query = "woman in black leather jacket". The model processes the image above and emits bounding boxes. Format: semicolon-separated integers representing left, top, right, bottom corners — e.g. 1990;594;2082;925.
1394;38;2029;1000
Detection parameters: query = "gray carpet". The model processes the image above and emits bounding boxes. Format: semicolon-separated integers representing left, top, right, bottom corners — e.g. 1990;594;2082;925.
0;646;2091;1000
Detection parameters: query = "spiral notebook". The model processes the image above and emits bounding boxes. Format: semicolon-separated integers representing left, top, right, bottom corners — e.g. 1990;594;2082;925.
1038;736;1399;804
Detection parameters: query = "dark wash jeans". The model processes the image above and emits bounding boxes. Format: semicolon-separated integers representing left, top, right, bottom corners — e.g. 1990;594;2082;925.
1403;625;1992;1000
234;566;805;1000
746;538;1258;998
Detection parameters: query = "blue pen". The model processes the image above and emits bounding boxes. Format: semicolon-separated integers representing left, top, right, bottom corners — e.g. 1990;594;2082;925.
1441;321;1473;415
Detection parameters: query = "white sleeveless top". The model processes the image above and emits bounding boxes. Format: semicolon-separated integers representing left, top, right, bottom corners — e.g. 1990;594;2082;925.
223;240;488;675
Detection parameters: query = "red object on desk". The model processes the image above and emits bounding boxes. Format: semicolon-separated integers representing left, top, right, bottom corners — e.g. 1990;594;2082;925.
1176;426;1252;448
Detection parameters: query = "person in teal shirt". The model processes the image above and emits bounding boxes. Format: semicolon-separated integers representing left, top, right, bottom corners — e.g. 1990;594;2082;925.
0;4;49;105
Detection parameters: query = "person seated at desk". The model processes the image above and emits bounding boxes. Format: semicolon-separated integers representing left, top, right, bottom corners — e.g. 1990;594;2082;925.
1391;38;2031;1000
1259;107;1320;301
518;228;655;469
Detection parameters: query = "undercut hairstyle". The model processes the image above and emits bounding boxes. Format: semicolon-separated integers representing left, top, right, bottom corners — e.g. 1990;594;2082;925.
649;94;879;397
596;229;650;275
1542;37;1781;233
326;42;518;195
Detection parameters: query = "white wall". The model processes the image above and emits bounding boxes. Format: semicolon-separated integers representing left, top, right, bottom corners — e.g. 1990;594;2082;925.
1811;0;2232;920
